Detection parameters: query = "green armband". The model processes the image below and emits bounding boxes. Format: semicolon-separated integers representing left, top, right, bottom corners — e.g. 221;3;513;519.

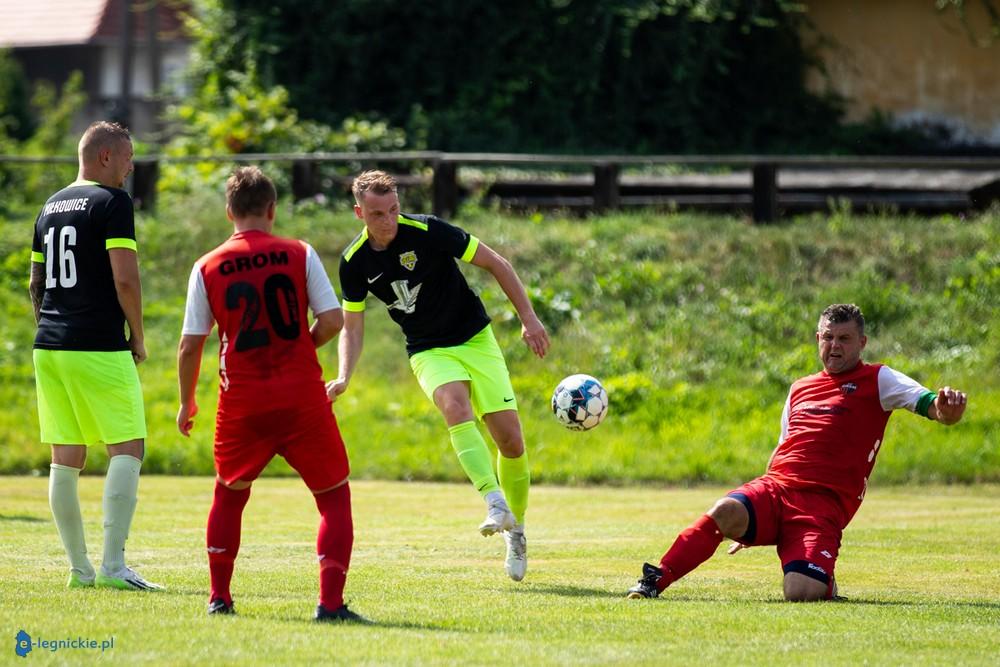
915;391;937;419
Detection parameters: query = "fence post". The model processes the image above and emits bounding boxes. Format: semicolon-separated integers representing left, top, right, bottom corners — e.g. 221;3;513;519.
292;160;321;200
132;159;158;211
433;159;458;219
752;163;778;223
593;162;620;212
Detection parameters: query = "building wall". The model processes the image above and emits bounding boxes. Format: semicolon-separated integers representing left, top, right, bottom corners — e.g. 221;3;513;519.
802;0;1000;144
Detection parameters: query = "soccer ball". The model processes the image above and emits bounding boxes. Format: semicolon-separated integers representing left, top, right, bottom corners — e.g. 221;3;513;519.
551;374;609;431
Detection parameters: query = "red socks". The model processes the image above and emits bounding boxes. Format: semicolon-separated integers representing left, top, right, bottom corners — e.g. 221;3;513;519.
206;482;251;605
657;514;724;592
314;483;354;610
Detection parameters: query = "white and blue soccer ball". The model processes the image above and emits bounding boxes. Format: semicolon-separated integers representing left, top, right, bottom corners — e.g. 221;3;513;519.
551;374;609;431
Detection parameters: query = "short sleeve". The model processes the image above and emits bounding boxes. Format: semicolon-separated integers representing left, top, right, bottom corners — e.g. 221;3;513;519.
427;216;479;262
31;216;44;263
878;365;936;416
104;191;137;252
303;243;341;314
338;253;367;313
181;264;214;336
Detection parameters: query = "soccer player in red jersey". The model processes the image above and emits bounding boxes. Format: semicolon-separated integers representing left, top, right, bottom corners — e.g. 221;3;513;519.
626;303;967;601
176;167;365;622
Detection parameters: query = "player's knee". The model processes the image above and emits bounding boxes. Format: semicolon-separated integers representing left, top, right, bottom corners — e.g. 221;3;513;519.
783;571;829;602
707;497;748;539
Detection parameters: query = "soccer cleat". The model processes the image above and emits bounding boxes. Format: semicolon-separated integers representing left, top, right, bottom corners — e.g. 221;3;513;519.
314;604;371;624
626;563;663;599
478;500;516;536
503;526;527;581
95;566;164;591
67;571;95;588
208;598;235;615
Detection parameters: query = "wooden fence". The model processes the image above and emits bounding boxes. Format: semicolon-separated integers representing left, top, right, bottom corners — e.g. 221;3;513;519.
3;152;1000;222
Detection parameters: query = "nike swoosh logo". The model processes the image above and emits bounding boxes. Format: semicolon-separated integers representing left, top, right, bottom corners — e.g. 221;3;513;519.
503;397;514;403
367;273;383;284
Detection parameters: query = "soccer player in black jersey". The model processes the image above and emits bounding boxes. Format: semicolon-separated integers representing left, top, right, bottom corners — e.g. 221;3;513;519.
29;121;161;591
331;170;549;581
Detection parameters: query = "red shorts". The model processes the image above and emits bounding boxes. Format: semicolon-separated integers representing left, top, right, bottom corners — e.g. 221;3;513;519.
727;475;847;587
214;401;349;491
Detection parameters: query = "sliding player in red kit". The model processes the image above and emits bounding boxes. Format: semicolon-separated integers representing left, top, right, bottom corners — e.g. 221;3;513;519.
176;167;366;622
627;304;967;601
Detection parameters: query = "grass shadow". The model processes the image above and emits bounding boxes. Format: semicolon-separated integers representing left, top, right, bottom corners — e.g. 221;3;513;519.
0;513;47;522
511;583;619;598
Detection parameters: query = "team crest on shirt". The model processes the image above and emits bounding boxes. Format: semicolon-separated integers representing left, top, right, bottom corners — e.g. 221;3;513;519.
840;382;858;394
399;251;418;271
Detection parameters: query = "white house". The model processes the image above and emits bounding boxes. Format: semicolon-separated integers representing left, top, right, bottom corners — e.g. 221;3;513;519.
0;0;191;138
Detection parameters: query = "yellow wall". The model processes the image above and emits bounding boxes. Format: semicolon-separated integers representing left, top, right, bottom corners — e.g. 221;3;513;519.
802;0;1000;142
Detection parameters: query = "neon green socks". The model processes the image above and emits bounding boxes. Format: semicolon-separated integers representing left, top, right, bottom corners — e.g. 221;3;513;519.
497;451;530;525
49;464;95;581
101;454;142;573
448;421;501;497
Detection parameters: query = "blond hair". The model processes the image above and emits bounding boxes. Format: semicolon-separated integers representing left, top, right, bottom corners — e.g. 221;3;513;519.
351;170;397;203
226;166;277;218
78;121;131;163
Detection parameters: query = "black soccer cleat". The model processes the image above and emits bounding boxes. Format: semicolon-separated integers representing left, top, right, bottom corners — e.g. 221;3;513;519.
314;603;371;624
207;598;235;615
626;562;663;599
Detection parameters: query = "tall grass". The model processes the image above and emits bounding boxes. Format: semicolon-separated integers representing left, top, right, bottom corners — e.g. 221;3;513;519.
1;196;997;484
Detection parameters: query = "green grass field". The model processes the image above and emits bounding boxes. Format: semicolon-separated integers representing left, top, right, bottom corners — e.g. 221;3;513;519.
2;477;998;665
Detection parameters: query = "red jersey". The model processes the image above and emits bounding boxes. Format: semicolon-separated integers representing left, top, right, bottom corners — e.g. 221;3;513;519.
768;362;935;521
183;230;338;418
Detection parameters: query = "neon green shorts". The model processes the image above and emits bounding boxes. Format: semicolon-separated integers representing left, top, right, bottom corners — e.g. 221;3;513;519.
409;325;517;419
33;349;147;445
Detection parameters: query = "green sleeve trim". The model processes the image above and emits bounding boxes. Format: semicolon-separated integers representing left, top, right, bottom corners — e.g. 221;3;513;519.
398;216;428;231
106;238;137;251
916;391;937;418
461;236;480;263
343;300;366;313
31;251;44;263
343;229;368;262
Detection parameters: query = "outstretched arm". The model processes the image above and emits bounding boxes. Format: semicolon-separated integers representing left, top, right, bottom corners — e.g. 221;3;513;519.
327;309;365;402
470;241;549;359
928;386;967;425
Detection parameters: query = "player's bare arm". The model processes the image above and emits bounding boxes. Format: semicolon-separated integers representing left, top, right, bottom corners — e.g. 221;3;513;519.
327;310;365;402
928;386;967;425
109;247;146;364
470;242;549;359
29;262;44;324
176;334;208;436
310;308;344;349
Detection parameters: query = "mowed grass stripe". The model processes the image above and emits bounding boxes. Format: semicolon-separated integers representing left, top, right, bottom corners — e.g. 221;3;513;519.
1;478;998;665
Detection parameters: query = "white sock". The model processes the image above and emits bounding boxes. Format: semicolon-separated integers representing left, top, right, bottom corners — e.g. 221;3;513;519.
101;455;142;573
485;491;509;510
49;464;95;580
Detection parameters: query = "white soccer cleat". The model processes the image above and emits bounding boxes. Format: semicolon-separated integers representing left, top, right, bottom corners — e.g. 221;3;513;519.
504;525;527;582
478;499;516;537
95;566;164;591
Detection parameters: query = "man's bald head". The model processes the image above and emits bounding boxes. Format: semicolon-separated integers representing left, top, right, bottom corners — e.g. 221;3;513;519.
78;121;131;163
77;121;133;188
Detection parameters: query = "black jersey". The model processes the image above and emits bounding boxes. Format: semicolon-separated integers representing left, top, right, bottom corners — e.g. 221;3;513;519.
339;213;490;355
31;181;136;351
